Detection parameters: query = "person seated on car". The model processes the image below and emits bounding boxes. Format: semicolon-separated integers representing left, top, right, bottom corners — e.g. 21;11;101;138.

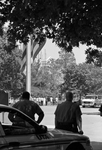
8;91;44;126
54;91;83;134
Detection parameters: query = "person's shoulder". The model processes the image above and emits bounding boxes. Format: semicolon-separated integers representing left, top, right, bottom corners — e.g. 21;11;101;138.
57;101;66;107
12;100;21;107
30;101;39;106
99;104;102;111
72;102;80;109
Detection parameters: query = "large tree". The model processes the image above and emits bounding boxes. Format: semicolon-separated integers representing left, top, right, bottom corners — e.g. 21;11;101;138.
0;31;25;98
60;64;89;95
60;63;102;96
0;51;25;98
31;59;60;98
0;0;102;58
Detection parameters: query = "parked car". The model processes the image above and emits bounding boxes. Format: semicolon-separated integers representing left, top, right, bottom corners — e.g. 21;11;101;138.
82;94;102;108
0;104;92;150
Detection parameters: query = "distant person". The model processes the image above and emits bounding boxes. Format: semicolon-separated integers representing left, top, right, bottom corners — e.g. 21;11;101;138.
8;91;44;125
99;104;102;116
54;91;83;134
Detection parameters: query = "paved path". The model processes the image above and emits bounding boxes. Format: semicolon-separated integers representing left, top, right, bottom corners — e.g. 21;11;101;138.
40;106;102;150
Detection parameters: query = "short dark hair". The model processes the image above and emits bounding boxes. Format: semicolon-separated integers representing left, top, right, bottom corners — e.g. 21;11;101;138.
21;91;30;100
66;91;73;101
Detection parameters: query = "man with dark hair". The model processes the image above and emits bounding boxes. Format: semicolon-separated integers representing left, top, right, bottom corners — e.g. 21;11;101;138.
21;91;30;100
54;91;83;134
8;91;44;125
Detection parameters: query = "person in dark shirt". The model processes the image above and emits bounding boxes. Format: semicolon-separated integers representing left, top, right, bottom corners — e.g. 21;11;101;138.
54;91;83;134
8;91;44;125
99;104;102;116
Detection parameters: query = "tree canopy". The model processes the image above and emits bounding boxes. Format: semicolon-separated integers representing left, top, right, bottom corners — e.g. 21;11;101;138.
1;30;102;99
60;63;102;96
1;0;102;56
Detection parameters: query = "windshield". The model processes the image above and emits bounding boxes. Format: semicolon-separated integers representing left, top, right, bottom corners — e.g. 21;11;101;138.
85;95;96;99
97;96;102;99
0;107;47;135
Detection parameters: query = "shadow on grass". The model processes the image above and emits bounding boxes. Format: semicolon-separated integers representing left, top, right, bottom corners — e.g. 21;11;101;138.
91;141;102;150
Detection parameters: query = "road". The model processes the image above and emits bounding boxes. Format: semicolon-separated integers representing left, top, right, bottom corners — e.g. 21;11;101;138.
40;106;102;150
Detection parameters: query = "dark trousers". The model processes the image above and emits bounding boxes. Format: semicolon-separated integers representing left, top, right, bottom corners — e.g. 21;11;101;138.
56;122;78;133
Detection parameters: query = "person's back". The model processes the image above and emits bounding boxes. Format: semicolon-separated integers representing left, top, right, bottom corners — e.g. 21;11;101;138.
54;91;83;134
13;100;40;120
8;91;44;125
55;101;78;123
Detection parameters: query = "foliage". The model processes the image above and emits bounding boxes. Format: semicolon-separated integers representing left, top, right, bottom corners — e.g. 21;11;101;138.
30;51;78;98
0;32;25;98
0;51;25;98
31;51;102;98
1;0;102;57
60;63;102;96
85;47;102;67
31;59;59;98
57;51;76;71
60;64;88;95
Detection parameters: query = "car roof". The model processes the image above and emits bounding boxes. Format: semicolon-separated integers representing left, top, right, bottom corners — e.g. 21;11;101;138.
0;104;12;108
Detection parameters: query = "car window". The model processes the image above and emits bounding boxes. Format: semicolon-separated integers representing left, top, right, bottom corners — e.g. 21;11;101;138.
85;95;95;99
0;110;36;136
98;96;102;99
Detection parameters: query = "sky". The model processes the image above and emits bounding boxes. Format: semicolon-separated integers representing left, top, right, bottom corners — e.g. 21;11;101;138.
41;39;87;64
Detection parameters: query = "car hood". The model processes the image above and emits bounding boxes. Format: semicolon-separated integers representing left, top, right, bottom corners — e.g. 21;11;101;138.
82;99;95;102
48;128;89;142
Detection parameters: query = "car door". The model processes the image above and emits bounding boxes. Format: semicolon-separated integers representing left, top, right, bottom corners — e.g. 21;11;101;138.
0;122;8;150
4;132;58;150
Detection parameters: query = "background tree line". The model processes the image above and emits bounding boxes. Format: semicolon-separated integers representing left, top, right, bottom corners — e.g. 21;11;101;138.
0;32;102;99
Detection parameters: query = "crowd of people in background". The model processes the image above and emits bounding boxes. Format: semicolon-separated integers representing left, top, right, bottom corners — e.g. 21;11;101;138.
9;96;59;106
35;97;58;106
